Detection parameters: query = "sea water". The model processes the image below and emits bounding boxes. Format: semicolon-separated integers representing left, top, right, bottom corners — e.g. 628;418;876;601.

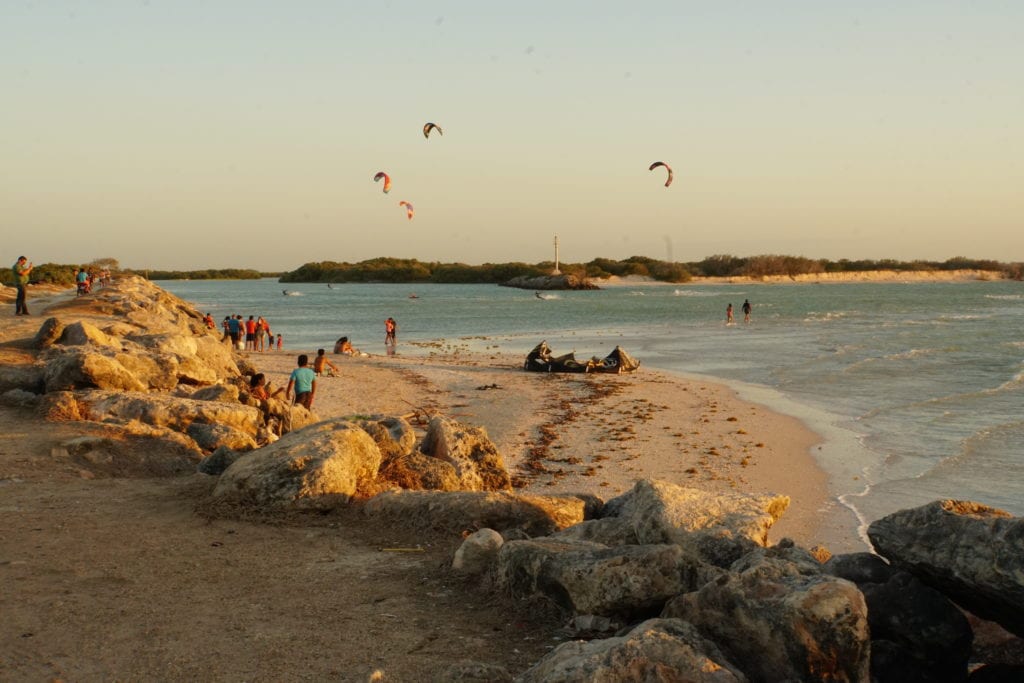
162;278;1024;537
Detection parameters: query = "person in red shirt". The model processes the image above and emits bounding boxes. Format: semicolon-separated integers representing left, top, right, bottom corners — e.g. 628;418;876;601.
245;316;258;351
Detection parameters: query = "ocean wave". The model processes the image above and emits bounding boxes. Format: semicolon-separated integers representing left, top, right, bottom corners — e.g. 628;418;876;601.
804;311;849;322
673;289;720;297
984;294;1024;301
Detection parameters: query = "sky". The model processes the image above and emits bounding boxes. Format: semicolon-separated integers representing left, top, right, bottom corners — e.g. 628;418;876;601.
2;1;1022;271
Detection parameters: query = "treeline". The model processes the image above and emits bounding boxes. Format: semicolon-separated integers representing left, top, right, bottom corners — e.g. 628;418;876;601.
280;255;1020;283
129;268;271;281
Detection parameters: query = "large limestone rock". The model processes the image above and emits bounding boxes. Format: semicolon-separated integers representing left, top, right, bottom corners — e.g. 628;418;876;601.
32;317;65;348
498;539;715;620
604;479;790;566
360;416;416;461
549;517;639;546
82;391;260;436
187;422;258;452
363;490;588;536
868;500;1024;638
517;618;747;683
58;321;121;349
662;553;871;683
0;364;45;394
418;416;512;491
113;351;179;391
452;528;504;575
43;348;146;392
212;418;383;509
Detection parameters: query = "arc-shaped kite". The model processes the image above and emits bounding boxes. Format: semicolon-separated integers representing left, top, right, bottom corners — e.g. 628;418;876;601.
649;161;673;187
399;200;414;220
373;171;391;193
423;122;443;139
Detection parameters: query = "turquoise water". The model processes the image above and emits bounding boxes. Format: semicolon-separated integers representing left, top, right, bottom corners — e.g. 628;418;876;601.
162;278;1024;532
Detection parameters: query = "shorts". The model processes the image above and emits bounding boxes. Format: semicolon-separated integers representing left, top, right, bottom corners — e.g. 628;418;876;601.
246;333;255;342
295;391;313;409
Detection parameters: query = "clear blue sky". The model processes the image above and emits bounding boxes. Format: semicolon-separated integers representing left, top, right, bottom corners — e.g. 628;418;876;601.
2;1;1021;270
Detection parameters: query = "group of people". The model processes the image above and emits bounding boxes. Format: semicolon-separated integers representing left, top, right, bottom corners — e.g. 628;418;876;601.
726;299;753;324
220;314;281;352
75;267;111;296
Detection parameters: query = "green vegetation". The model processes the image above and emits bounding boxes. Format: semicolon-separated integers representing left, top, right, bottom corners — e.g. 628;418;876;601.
130;268;271;281
279;255;1020;283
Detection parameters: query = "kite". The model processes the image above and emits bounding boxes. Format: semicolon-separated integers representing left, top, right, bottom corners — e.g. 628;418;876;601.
423;122;443;139
399;200;414;220
373;171;392;193
649;161;673;187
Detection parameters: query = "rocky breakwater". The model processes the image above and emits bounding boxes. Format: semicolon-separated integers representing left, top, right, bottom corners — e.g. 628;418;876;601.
428;490;1024;681
0;276;315;473
501;273;599;291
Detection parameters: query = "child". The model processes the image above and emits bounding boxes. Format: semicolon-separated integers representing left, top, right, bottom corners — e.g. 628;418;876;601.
276;333;283;350
313;348;339;377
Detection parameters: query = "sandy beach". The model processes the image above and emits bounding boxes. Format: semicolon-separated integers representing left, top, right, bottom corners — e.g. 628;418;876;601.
0;285;851;680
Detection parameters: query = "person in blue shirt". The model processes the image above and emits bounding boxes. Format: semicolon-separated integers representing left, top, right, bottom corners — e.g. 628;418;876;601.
285;354;317;409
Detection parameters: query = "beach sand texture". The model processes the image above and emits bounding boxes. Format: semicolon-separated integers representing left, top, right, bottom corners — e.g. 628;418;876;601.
0;285;846;680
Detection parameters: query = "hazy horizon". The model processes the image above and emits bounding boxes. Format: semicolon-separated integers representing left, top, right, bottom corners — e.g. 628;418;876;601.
3;2;1022;271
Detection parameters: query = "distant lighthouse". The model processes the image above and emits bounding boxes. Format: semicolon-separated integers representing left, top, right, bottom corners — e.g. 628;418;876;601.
552;235;561;275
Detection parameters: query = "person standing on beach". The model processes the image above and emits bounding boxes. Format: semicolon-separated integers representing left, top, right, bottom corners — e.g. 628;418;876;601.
742;299;752;323
726;303;734;324
285;354;317;409
385;317;397;346
12;256;33;315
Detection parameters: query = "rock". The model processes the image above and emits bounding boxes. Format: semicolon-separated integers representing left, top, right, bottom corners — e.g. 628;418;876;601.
83;391;260;436
502;273;600;291
363;490;587;536
497;539;715;620
452;528;504;575
0;364;45;394
868;500;1024;638
191;384;241;403
193;335;241;379
517;618;747;682
360;416;416;461
662;554;870;683
176;356;220;385
823;552;897;585
33;317;65;348
43;348;146;392
212;418;383;510
126;332;199;358
197;446;242;475
114;351;179;391
419;416;512;491
730;538;825;576
860;571;972;683
58;321;121;348
378;451;464;490
1;389;40;408
607;479;790;566
549;517;639;546
37;391;88;421
563;614;620;639
187;422;257;452
968;664;1024;682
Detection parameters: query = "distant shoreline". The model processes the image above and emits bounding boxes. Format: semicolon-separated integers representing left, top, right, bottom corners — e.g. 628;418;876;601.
598;269;1006;287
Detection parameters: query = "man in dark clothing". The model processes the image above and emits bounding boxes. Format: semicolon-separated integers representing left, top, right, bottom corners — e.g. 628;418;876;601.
12;256;33;315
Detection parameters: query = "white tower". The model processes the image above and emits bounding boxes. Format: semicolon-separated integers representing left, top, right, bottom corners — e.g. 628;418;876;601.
553;235;561;275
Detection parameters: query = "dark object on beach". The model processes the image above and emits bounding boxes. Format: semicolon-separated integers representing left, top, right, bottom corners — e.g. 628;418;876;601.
524;340;640;374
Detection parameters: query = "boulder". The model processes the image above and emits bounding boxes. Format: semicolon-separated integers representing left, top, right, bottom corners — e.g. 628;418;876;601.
823;551;896;585
114;351;179;391
83;391;260;435
0;364;45;394
517;618;747;683
37;391;88;421
363;490;588;536
452;528;504;575
1;388;40;408
126;332;199;358
43;348;146;393
197;446;242;476
211;418;383;510
606;479;790;566
868;500;1024;638
662;554;870;683
58;321;121;349
418;416;512;491
431;661;512;683
177;356;220;385
187;422;258;452
378;451;464;491
33;317;65;348
360;416;416;461
549;517;639;546
193;335;241;379
191;384;241;403
498;539;716;620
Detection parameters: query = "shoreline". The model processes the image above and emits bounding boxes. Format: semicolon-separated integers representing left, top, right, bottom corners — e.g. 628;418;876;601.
597;269;1006;287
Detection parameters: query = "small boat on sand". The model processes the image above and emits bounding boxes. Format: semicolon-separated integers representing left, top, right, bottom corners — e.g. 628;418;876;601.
524;340;640;374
